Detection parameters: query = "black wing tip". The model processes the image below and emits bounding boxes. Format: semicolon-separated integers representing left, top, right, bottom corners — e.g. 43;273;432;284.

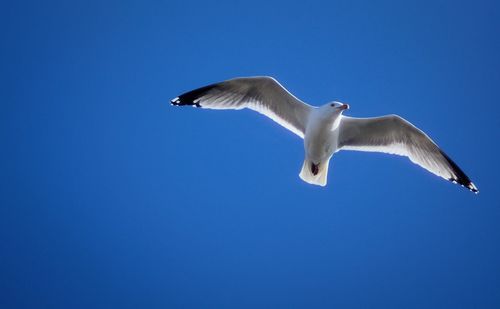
439;150;479;194
170;96;201;107
448;178;479;194
170;84;219;108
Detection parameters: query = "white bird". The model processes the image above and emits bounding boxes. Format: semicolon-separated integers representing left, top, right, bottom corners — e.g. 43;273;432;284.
171;76;478;193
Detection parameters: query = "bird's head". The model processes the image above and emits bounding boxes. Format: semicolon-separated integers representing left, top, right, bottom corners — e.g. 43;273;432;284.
324;101;349;114
318;101;349;130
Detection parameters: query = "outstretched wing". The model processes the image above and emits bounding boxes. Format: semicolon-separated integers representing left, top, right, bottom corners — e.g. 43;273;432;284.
338;115;478;193
171;76;312;138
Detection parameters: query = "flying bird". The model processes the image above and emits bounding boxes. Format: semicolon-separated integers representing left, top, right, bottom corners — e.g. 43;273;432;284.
171;76;478;193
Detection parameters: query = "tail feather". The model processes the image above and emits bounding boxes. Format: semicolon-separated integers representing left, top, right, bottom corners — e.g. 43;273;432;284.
299;158;330;186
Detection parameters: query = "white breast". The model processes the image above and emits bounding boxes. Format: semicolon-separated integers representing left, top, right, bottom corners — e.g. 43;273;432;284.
304;109;341;162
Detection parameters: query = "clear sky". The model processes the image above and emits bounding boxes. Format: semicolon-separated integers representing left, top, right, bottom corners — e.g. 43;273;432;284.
1;0;499;308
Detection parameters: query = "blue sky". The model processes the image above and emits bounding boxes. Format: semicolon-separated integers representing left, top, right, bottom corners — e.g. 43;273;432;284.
1;0;499;308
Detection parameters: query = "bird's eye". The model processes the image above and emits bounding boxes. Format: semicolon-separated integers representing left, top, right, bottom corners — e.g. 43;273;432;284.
330;103;335;107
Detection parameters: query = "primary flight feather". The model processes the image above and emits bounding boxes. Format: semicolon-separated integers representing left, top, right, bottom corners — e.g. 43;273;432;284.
171;76;478;193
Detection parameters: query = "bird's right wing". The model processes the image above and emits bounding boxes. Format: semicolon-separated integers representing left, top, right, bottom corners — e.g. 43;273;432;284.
338;115;478;193
171;76;313;138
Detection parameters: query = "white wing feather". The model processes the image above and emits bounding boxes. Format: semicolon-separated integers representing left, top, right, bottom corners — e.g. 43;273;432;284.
171;76;312;138
338;115;478;193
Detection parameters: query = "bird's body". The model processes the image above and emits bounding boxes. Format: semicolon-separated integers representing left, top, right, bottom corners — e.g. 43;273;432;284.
306;105;342;161
300;104;343;186
171;76;478;193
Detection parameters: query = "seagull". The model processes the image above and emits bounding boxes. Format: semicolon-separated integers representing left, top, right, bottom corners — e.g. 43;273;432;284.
171;76;478;193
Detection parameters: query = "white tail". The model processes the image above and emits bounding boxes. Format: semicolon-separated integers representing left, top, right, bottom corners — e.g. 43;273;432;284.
299;158;330;186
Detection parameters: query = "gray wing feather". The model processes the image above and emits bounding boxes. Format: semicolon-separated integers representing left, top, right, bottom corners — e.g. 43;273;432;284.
171;76;312;138
338;115;478;193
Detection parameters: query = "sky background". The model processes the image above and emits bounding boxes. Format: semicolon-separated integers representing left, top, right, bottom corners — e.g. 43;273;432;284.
1;0;499;308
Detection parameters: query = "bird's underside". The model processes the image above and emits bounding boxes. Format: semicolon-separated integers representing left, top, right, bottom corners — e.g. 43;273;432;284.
171;76;478;194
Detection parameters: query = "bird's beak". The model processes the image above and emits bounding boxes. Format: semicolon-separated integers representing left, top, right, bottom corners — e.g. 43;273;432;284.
341;104;350;110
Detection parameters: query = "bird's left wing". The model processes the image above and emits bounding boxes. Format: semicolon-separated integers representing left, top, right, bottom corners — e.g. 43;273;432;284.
171;76;312;138
338;115;478;193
